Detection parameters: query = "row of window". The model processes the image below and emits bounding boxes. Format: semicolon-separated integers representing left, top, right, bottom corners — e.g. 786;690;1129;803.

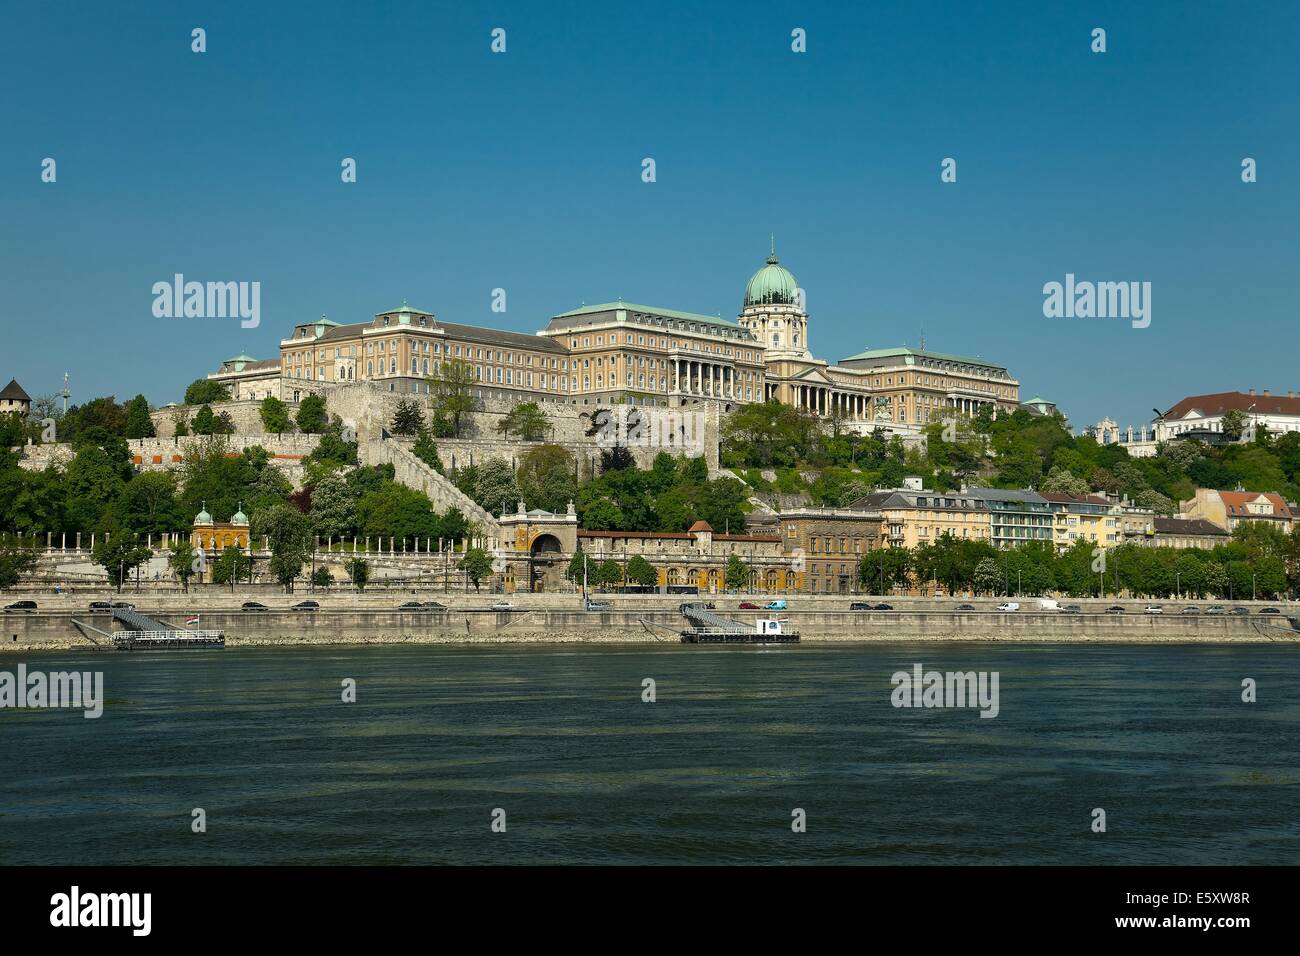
568;331;760;363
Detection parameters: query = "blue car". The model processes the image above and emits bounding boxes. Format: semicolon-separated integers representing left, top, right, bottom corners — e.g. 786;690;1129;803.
764;600;787;611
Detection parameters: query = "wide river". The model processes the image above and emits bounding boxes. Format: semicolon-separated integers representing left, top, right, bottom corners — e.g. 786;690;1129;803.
2;643;1297;864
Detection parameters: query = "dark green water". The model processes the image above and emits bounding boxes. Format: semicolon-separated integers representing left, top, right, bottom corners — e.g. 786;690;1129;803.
1;643;1297;865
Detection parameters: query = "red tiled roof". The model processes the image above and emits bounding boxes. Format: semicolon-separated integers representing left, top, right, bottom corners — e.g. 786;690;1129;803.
1162;391;1300;420
1215;491;1293;519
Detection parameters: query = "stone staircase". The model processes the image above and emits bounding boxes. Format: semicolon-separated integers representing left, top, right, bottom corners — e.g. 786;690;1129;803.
361;439;502;542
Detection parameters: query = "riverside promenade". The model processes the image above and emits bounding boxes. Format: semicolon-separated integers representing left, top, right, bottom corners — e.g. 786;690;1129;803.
2;592;1295;650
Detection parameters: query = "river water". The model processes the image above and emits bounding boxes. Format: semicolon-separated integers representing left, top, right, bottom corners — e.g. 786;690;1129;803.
1;643;1297;864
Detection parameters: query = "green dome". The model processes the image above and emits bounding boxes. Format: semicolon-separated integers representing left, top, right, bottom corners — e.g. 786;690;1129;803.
193;501;212;525
744;251;799;308
231;503;249;525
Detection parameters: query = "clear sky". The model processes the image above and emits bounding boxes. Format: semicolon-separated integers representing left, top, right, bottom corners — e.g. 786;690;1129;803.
2;1;1296;429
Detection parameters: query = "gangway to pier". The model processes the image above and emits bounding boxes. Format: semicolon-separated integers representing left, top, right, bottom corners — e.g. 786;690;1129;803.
679;606;799;644
108;608;224;650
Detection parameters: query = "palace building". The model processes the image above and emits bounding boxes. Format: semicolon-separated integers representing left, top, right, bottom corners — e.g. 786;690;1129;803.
206;245;1019;429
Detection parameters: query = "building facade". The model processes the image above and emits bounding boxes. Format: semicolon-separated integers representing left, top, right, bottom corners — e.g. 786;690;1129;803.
966;487;1053;549
855;485;991;550
1143;517;1231;550
1156;389;1300;443
190;502;251;552
1042;493;1123;551
204;246;1020;431
776;507;883;594
496;505;790;593
1180;488;1295;535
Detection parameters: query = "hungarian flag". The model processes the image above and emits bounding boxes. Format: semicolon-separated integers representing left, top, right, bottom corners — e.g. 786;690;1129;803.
184;615;200;626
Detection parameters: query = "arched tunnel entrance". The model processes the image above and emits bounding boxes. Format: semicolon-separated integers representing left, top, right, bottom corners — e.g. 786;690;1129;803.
529;534;564;592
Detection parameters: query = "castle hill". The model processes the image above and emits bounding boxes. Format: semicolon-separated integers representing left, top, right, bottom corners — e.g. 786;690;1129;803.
1;248;1298;648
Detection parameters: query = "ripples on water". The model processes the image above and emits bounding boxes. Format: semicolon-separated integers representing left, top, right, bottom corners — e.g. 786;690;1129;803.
1;643;1297;864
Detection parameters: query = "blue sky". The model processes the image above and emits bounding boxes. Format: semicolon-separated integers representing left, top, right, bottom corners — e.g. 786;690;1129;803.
2;0;1297;428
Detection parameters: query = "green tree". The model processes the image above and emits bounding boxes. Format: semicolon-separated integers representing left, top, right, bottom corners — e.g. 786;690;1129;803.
356;482;439;542
92;533;152;591
253;503;314;591
0;535;40;589
192;404;218;435
425;359;476;437
212;545;252;585
724;553;749;591
260;396;293;433
117;471;184;536
310;474;356;539
310;566;333;589
184;379;231;406
721;401;823;468
497;401;549;441
972;556;998;595
1039;466;1089;496
296;393;329;434
169;538;198;592
459;546;494;591
1220;409;1248;442
594;558;622;591
473;458;520;516
626;554;659;589
391;400;426;436
412;430;443;473
567;547;595;585
859;547;911;594
517;444;575;513
123;395;156;439
65;433;133;532
344;557;370;590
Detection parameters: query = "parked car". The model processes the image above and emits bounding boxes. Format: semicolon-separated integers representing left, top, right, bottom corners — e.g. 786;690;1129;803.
1258;607;1281;614
111;601;136;610
398;601;424;609
1143;605;1163;615
849;602;873;611
3;600;37;613
491;601;513;611
996;602;1020;612
1181;606;1200;614
955;604;976;611
421;601;447;610
874;603;894;611
1105;605;1125;614
739;601;762;609
88;600;112;610
585;600;611;611
1230;606;1250;615
241;601;269;611
1205;605;1226;615
764;600;787;611
292;600;320;610
1058;604;1082;614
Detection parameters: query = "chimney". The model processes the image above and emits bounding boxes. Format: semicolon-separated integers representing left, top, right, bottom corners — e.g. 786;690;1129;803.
1248;388;1256;396
1263;389;1271;397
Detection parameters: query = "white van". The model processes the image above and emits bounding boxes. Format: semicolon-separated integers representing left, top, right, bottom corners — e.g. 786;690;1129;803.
996;602;1021;612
